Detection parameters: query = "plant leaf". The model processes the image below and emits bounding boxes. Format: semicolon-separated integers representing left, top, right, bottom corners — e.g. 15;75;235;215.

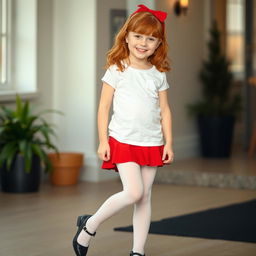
18;140;27;155
6;146;17;171
21;101;29;124
15;94;23;118
0;141;17;170
24;142;32;173
1;106;14;119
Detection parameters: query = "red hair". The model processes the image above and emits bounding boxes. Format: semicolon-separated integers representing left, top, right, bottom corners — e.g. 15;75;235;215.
105;12;171;72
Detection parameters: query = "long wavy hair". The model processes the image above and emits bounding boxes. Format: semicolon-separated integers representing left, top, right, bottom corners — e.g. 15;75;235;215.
106;12;171;72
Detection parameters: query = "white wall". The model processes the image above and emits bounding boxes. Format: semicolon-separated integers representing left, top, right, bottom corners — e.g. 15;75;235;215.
37;0;53;111
127;0;155;15
52;0;111;182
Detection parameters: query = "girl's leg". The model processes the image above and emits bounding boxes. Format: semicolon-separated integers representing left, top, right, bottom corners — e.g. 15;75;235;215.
132;165;157;255
77;162;143;246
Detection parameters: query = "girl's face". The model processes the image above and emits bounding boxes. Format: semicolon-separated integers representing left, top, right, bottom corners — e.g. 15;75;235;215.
125;31;161;62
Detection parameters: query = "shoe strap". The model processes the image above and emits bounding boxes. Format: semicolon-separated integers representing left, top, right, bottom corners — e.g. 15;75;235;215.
130;252;145;256
83;226;96;237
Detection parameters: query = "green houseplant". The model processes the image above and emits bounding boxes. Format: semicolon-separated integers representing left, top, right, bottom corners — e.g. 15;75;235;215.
186;20;242;157
0;94;62;192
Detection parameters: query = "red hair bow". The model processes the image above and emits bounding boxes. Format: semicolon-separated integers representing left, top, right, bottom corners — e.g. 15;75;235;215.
131;4;167;23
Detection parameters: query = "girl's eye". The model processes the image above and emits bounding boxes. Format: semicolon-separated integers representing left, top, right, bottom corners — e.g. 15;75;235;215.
134;35;141;38
149;38;156;41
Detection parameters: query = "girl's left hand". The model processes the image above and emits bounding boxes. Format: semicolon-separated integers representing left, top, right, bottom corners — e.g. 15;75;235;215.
162;144;174;164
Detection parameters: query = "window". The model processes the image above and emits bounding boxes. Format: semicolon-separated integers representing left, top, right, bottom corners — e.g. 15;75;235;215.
226;0;245;76
0;0;10;87
0;0;38;101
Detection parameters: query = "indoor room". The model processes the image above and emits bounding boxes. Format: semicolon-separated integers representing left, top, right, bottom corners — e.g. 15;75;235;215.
0;0;256;255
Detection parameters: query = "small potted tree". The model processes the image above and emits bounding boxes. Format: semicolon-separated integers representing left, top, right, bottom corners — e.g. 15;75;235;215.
186;20;242;157
0;95;62;193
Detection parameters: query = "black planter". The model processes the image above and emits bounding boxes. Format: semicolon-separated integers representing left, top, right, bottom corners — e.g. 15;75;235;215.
197;115;235;158
0;153;41;193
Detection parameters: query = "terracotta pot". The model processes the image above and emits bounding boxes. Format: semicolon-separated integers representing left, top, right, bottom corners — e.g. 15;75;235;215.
48;152;83;186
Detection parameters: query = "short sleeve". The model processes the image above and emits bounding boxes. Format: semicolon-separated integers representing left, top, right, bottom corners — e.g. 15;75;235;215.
158;72;170;91
101;65;118;89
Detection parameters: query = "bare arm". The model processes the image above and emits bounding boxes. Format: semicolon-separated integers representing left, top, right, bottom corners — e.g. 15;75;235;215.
159;89;174;163
97;82;115;160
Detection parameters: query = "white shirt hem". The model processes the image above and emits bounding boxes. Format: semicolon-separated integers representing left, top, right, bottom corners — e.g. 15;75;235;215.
109;133;164;146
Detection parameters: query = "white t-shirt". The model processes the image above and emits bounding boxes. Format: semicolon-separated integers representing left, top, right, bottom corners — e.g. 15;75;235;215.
101;64;170;146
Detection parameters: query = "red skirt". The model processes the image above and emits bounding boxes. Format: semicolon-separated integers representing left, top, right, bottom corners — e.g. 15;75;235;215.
101;136;167;172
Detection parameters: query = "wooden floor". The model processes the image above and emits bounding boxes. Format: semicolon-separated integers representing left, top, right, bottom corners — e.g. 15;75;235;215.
1;177;256;256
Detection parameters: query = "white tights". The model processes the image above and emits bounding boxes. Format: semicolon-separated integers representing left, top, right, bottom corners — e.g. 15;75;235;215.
77;162;157;255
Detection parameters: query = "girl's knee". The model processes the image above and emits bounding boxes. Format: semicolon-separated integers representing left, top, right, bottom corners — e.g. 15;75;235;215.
139;190;152;204
125;188;143;203
134;189;144;202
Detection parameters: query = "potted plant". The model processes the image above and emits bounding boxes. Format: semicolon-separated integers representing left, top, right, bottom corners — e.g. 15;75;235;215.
0;94;62;193
186;20;242;157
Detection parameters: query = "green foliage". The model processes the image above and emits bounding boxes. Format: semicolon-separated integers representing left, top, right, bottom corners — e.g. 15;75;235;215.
0;94;63;173
186;20;243;117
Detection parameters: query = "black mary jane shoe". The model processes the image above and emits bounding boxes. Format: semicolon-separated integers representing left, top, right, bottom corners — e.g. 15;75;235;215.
72;215;96;256
130;251;145;256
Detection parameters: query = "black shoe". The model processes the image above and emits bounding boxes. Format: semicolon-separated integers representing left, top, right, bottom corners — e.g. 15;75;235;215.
130;251;145;256
72;215;96;256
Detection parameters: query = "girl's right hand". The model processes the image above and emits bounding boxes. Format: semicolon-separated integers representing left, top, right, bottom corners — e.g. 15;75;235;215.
97;141;110;161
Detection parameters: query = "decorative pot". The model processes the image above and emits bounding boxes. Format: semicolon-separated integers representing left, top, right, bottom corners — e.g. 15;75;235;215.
197;115;235;158
0;153;41;193
48;152;83;186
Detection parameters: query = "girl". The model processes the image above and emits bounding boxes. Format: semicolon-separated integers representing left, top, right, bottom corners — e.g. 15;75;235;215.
73;4;174;256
